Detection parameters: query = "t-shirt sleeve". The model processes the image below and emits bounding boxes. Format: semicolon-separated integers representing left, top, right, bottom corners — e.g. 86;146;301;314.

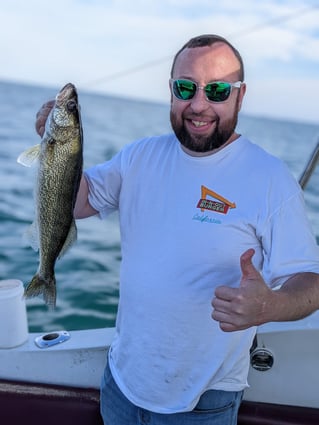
84;151;123;219
261;189;319;287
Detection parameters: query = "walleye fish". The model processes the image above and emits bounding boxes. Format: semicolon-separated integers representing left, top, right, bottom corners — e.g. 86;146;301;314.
17;83;83;307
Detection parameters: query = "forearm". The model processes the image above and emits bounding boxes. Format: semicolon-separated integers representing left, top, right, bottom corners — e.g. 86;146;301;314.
74;175;98;219
263;272;319;323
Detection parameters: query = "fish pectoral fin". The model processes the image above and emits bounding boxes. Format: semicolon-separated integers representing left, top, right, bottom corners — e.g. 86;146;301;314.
58;220;77;259
17;144;41;167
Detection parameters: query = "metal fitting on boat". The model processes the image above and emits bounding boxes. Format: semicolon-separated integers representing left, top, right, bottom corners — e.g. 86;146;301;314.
250;348;274;371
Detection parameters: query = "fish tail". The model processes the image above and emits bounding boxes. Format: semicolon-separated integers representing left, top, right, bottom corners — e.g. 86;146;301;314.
24;274;57;309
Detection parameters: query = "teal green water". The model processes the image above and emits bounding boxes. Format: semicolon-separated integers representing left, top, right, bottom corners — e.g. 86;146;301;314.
1;80;318;333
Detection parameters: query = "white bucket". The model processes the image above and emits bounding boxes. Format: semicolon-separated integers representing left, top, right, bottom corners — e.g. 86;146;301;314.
0;280;28;348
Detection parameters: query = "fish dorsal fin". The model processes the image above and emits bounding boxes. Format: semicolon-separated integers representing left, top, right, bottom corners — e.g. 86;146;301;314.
17;144;41;167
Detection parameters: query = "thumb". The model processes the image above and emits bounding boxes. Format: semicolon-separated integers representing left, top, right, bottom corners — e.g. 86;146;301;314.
240;248;259;282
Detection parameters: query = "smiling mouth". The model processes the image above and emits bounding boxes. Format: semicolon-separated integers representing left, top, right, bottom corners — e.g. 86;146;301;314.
192;120;208;128
187;119;217;133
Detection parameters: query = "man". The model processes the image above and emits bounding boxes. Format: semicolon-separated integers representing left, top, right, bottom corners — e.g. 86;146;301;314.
36;34;319;425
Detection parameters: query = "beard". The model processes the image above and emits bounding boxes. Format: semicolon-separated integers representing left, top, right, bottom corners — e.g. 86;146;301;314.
170;98;240;153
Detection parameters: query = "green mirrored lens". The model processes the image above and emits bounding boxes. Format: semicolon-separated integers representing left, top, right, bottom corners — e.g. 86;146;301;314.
172;80;234;102
205;82;231;102
173;80;196;100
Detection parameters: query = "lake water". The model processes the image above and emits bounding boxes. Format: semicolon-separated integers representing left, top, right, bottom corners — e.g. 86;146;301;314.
0;80;318;333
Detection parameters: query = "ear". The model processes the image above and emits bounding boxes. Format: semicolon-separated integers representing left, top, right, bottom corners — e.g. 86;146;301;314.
168;79;174;104
237;83;246;111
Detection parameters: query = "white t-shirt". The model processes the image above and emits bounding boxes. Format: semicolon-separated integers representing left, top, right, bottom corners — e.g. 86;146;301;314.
85;134;319;414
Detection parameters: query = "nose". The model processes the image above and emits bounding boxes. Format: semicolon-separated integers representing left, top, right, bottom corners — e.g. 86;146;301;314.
189;87;211;113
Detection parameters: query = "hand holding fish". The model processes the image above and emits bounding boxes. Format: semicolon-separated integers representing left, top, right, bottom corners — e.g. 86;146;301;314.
35;99;55;137
211;249;273;331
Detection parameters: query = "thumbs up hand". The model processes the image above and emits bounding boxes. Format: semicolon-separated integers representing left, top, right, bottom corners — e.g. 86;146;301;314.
211;249;273;332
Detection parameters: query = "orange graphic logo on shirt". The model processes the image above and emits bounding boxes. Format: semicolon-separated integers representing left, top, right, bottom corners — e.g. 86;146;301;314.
197;185;236;214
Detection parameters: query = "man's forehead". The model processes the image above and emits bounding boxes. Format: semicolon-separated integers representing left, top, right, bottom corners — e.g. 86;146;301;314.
178;42;237;61
174;44;241;79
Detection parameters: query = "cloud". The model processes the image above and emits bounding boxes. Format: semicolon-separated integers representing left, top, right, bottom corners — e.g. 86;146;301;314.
0;0;318;123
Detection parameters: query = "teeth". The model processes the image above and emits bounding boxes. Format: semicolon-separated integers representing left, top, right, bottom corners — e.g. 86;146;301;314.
192;121;208;128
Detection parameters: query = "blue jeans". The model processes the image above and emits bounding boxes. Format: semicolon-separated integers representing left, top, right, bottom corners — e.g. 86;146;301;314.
100;362;243;425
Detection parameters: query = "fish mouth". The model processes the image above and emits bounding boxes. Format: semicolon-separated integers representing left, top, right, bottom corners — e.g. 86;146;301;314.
56;83;78;106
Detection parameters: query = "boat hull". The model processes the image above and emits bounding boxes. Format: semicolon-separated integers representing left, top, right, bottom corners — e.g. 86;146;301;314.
1;379;319;425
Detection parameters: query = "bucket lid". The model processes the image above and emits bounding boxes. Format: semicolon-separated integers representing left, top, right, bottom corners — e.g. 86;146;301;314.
0;280;24;298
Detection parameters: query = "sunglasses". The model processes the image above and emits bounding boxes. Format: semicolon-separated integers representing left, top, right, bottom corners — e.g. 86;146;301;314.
170;79;242;103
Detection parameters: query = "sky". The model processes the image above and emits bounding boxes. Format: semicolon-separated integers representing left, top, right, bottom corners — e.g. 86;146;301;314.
1;0;319;124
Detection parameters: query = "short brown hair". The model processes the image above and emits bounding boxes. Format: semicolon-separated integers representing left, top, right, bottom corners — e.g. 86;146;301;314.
170;34;244;81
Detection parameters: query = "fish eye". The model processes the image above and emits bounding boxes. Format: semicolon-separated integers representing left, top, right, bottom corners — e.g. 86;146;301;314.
67;100;77;112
